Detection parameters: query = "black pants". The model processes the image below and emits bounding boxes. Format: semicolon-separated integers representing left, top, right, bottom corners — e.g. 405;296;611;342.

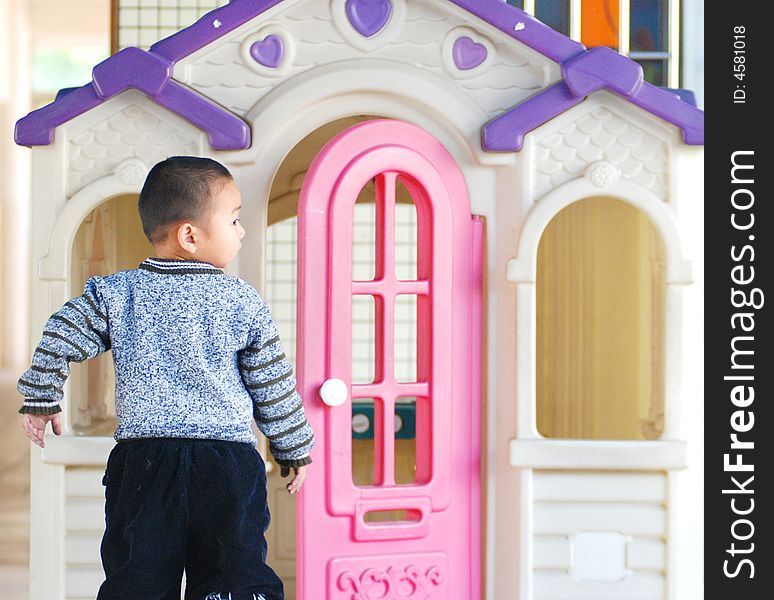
97;438;284;600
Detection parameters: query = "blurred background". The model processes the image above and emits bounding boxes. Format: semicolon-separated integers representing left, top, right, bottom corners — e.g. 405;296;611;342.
0;1;703;598
2;3;110;596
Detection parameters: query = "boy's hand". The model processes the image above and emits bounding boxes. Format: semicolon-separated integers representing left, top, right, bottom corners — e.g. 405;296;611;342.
280;465;307;495
22;413;62;448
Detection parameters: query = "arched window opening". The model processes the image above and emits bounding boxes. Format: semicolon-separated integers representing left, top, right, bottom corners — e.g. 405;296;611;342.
70;195;153;435
536;196;666;440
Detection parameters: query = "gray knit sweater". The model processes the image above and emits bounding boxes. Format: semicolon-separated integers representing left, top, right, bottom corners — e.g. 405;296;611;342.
17;257;315;468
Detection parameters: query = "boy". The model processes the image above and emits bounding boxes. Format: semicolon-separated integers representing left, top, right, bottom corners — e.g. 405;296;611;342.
17;156;314;600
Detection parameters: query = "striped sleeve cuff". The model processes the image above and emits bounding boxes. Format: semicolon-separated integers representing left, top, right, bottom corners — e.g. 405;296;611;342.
275;455;313;469
269;426;316;463
19;399;62;415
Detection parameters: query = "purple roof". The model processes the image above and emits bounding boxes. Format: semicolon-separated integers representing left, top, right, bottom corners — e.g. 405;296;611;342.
483;46;704;150
15;47;250;149
15;0;703;150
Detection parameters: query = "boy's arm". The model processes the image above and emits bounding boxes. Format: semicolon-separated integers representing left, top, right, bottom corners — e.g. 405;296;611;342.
238;299;315;469
17;277;110;416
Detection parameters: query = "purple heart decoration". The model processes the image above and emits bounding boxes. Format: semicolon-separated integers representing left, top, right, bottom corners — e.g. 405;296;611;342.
453;36;488;70
250;34;284;68
346;0;392;38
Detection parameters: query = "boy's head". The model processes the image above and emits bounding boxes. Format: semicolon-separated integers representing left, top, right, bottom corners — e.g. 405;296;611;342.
139;156;245;267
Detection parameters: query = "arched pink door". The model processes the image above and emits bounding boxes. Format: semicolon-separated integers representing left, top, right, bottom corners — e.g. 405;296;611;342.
296;120;483;599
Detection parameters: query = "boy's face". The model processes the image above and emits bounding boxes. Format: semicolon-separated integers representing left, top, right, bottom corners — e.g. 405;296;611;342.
195;178;245;268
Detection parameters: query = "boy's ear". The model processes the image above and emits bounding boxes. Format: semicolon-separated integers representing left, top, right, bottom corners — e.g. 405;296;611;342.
177;222;198;253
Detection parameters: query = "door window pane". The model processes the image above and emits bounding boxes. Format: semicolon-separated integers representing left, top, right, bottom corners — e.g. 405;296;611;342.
395;398;417;485
395;180;417;281
352;202;376;281
394;295;417;383
352;398;377;486
351;295;376;384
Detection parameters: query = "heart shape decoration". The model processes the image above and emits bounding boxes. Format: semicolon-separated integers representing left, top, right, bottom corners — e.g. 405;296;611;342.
453;36;488;70
249;34;284;68
345;0;392;38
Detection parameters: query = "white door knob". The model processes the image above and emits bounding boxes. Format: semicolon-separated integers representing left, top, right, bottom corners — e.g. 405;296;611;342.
319;378;348;407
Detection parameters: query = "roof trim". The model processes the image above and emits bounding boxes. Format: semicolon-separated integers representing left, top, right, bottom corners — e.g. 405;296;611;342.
447;0;584;63
14;47;250;149
149;0;284;62
483;46;704;150
148;0;586;65
14;0;702;150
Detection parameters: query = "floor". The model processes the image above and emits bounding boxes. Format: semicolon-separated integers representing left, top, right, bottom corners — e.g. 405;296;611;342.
0;369;30;599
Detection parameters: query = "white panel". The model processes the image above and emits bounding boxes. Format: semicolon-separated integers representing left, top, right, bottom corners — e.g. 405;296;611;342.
534;502;666;537
65;566;104;599
42;436;114;465
510;439;687;470
65;499;105;532
65;467;106;498
627;538;667;571
534;571;664;600
570;532;629;582
533;471;666;503
533;536;667;573
65;532;102;566
533;536;571;569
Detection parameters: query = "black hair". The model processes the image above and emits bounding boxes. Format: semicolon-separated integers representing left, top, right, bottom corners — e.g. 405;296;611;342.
138;156;233;243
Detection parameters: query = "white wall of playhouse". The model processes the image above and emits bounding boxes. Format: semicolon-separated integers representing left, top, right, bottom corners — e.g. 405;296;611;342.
18;1;703;599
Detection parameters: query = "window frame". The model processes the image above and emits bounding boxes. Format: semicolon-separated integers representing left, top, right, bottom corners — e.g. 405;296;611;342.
511;0;680;88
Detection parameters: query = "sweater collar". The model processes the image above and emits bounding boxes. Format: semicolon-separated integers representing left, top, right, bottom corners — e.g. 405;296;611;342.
139;257;224;275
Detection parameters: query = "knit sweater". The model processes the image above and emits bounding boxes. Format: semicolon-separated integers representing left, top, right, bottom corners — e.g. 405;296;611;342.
17;257;315;468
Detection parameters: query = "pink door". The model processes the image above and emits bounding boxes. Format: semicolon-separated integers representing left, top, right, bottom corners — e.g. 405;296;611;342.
296;120;483;599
